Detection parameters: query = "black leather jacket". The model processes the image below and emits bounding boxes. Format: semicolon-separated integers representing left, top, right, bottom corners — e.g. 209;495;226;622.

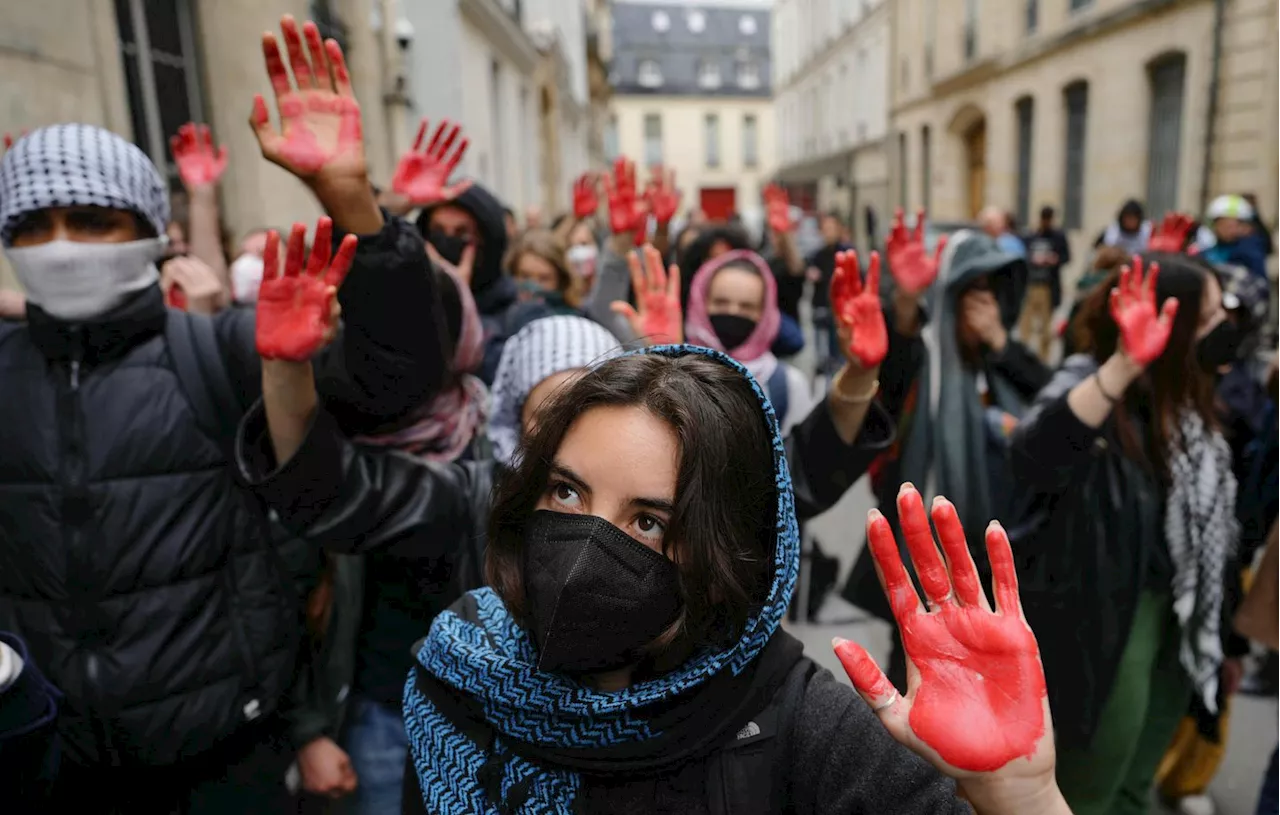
235;378;898;742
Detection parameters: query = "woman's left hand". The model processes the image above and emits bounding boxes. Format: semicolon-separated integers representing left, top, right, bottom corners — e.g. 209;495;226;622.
831;250;887;369
611;244;682;345
834;484;1062;813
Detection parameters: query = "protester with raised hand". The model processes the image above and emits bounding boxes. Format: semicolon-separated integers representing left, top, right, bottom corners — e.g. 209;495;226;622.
238;236;1071;811
842;215;1049;679
169;122;232;305
392;118;473;210
1009;253;1238;814
578;156;652;342
0;13;450;810
644;164;680;257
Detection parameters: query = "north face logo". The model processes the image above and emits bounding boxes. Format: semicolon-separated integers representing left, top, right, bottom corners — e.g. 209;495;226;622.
736;721;761;740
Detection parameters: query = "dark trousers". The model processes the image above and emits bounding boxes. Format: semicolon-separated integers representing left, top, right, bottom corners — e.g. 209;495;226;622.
811;308;842;375
1260;747;1279;815
49;718;294;814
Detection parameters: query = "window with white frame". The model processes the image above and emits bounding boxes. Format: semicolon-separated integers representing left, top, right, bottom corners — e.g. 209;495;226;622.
687;10;706;33
739;14;757;35
737;61;761;90
697;60;722;89
644;113;663;167
638;59;664;88
651;10;670;32
115;0;205;183
704;113;720;168
604;115;619;162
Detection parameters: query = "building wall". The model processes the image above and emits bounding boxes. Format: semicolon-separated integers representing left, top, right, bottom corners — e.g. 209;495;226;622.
772;0;891;249
889;0;1278;284
522;0;591;107
611;95;776;221
776;0;889;167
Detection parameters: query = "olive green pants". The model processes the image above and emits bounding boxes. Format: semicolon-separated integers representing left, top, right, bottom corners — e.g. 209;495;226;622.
1056;591;1192;815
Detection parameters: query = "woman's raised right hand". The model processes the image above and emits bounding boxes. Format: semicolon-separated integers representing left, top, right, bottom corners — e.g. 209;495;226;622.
1109;255;1178;367
835;484;1069;814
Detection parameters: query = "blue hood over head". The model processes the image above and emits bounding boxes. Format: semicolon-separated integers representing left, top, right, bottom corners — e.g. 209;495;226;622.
403;345;803;814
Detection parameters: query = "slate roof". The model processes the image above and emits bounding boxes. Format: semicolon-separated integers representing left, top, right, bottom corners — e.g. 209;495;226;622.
611;2;772;97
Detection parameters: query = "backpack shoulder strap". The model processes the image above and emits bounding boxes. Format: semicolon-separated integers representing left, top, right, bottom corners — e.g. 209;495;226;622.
766;364;790;428
165;309;242;447
708;658;814;815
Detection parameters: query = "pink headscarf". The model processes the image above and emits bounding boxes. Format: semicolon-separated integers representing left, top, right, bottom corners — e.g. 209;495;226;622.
685;249;782;382
354;266;489;463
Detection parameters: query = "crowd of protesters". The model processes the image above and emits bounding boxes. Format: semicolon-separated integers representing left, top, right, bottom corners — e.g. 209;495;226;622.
0;13;1275;815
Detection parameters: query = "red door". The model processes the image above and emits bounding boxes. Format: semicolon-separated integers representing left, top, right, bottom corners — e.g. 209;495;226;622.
699;187;737;221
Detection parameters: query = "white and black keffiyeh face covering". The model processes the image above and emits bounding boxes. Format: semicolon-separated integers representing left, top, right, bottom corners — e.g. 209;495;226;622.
1164;407;1239;713
0;125;169;320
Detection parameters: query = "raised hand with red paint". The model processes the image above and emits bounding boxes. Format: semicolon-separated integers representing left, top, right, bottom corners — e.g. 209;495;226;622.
644;165;681;225
1149;212;1196;254
391;118;473;207
763;184;793;235
602;157;648;236
256;217;358;361
834;484;1062;809
886;208;945;296
572;173;599;220
251;15;364;184
2;130;27;152
611;244;682;345
830;250;887;368
1110;255;1178;367
170;123;228;189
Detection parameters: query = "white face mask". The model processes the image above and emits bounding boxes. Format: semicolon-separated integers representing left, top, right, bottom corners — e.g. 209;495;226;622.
231;253;265;304
566;244;598;279
5;238;165;321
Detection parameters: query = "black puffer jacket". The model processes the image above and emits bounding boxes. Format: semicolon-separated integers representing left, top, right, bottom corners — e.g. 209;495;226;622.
0;216;448;767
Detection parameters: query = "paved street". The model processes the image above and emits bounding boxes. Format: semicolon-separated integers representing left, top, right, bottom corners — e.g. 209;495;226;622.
784;471;1278;815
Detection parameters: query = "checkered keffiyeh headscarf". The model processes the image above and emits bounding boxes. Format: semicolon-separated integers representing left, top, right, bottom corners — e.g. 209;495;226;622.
488;316;624;467
0;124;169;246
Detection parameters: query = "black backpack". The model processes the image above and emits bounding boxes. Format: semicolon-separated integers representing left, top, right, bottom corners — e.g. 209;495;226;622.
164;310;243;444
163;309;322;600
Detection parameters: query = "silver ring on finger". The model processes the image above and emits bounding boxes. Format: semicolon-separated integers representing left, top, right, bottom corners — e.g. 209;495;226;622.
873;690;899;712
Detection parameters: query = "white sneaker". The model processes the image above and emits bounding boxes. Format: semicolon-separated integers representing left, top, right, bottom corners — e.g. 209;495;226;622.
1175;794;1217;815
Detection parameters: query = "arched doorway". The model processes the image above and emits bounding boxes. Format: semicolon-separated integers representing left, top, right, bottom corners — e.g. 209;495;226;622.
947;104;987;219
963;121;987;219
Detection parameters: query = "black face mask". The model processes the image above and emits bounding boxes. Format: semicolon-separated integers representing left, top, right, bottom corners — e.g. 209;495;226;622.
709;314;757;351
1197;320;1242;370
427;231;471;266
522;510;683;674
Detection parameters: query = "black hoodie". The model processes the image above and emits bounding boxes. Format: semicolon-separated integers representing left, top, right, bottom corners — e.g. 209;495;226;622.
416;184;518;319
